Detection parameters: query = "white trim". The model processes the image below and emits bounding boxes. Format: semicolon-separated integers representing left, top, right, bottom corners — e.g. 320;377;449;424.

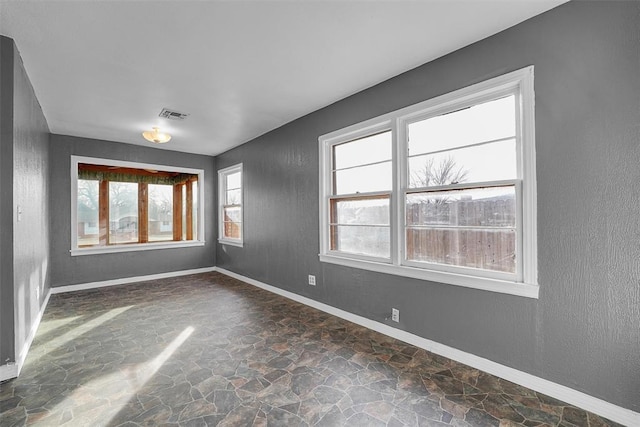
0;363;18;382
218;163;243;247
70;155;206;255
319;121;393;257
320;253;538;299
319;67;538;297
51;266;216;294
71;240;205;256
519;68;538;288
1;287;52;382
214;268;639;427
15;288;51;376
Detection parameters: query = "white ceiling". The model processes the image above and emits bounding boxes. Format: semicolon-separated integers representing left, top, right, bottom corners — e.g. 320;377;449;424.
0;0;566;156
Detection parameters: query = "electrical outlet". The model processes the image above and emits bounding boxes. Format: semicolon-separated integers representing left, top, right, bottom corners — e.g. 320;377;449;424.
391;308;399;322
308;275;316;286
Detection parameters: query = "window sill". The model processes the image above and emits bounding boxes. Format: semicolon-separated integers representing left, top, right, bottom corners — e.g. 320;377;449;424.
218;238;243;248
319;253;539;299
71;240;205;256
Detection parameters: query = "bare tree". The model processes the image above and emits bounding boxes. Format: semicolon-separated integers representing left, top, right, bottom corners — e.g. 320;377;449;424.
149;185;173;220
410;156;468;188
78;180;99;211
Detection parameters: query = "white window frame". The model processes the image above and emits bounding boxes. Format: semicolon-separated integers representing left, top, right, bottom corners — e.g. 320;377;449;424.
218;163;243;247
70;155;205;256
319;67;538;299
325;121;395;263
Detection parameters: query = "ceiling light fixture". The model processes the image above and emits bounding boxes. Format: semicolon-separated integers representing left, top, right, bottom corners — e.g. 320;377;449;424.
142;127;171;144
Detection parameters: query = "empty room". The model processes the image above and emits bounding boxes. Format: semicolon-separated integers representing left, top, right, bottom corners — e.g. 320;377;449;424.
1;1;638;426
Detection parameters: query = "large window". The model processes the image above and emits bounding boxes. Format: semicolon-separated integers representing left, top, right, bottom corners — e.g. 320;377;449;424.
319;67;538;298
218;164;243;246
72;157;204;255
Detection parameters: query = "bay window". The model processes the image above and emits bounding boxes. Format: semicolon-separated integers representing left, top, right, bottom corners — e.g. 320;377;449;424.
71;156;205;255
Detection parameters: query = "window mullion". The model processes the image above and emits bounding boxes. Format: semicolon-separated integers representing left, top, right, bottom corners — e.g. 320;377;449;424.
186;181;193;240
328;191;391;201
407;135;516;160
173;183;183;241
396;117;409;267
391;118;402;267
407;179;519;194
99;180;109;246
138;182;149;243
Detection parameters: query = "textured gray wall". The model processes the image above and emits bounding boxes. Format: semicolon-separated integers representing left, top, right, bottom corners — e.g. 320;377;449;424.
49;134;216;287
216;1;640;412
0;36;50;365
12;38;51;361
0;36;16;364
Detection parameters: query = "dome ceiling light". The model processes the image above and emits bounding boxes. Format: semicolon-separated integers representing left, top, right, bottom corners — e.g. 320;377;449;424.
142;127;171;144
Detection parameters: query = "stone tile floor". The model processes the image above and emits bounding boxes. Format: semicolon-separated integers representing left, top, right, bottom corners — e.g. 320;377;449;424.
0;272;624;426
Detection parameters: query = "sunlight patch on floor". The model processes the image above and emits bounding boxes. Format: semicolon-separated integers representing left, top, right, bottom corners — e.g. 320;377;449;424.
35;315;82;337
36;306;132;355
32;326;195;426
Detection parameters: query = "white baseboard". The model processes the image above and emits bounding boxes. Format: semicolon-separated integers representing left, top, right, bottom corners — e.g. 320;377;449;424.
51;267;217;294
0;287;51;382
15;288;52;377
0;362;18;382
214;267;639;427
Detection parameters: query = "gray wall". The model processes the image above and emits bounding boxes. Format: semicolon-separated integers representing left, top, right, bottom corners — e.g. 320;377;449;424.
49;134;216;287
216;1;640;412
0;35;16;365
0;36;50;365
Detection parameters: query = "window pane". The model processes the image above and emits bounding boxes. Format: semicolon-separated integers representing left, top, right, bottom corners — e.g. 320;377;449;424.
405;186;516;273
226;189;241;205
406;186;516;227
223;206;242;239
109;182;138;244
408;95;516;156
333;161;392;195
330;225;390;258
408;139;516;188
333;131;391;170
226;171;241;190
330;196;389;225
148;184;173;242
406;228;516;273
77;179;99;246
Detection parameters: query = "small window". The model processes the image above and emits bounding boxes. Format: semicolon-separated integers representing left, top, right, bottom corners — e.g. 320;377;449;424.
218;164;243;246
71;156;204;255
319;67;538;298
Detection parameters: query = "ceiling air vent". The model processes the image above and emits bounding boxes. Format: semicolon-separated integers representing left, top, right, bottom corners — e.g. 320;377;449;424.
159;108;189;120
